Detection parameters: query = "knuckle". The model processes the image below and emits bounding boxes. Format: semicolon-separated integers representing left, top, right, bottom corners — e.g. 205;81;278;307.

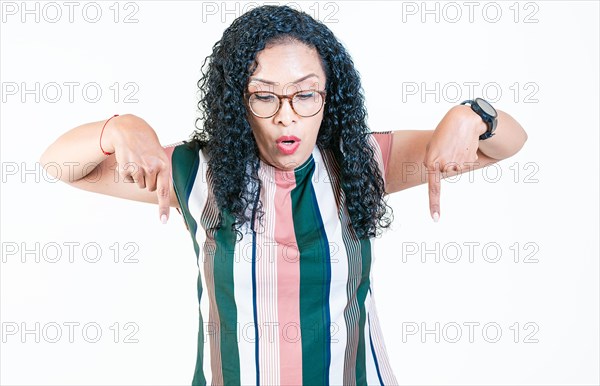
125;161;140;171
120;172;133;181
429;184;440;195
157;186;169;198
423;160;436;170
444;162;459;172
146;157;165;172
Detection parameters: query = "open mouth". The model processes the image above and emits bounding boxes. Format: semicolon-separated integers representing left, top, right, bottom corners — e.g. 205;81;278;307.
276;136;301;155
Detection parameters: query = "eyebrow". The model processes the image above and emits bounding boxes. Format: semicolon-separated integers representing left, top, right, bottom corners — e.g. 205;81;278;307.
249;73;320;85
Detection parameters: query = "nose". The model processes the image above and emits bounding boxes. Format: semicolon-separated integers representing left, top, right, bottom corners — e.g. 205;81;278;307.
273;97;297;126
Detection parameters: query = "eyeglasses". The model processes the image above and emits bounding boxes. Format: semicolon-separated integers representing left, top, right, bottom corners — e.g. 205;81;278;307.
246;89;327;118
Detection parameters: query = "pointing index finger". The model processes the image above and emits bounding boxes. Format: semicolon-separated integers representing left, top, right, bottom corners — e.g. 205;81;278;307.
427;165;441;222
156;166;171;224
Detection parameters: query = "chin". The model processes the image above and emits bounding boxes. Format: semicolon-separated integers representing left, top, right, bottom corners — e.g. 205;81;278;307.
277;157;299;170
274;155;301;170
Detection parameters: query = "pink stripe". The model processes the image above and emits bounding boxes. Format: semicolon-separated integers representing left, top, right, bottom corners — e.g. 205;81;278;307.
274;169;303;385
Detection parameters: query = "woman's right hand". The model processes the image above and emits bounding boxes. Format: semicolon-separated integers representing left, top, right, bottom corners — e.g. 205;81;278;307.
103;114;175;224
40;114;180;224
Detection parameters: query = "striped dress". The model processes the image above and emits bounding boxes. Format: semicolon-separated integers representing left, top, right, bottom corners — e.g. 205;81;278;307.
166;132;398;386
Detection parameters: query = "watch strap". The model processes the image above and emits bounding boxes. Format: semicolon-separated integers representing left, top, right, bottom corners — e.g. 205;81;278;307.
460;99;496;140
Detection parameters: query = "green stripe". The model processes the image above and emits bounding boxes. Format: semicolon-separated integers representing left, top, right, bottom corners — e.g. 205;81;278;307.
171;141;203;263
291;158;332;385
355;238;372;385
213;211;240;384
171;141;207;386
191;273;206;385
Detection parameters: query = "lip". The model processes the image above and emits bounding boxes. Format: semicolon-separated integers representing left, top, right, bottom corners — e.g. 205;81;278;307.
276;136;301;155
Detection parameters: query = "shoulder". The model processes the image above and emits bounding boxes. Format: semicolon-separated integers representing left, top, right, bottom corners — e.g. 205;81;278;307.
367;131;394;182
168;139;208;165
167;138;206;156
368;131;393;156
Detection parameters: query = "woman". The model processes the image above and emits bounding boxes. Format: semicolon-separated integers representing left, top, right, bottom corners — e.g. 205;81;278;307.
39;5;527;385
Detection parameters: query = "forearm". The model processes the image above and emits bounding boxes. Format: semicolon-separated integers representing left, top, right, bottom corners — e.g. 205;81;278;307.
39;114;133;182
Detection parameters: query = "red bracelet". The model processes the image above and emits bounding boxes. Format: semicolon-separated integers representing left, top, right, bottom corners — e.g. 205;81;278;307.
100;114;119;155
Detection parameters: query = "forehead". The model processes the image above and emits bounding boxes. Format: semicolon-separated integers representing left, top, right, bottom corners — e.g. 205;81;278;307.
248;42;326;91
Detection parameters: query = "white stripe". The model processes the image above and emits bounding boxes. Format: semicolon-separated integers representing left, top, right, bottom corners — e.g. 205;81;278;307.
256;164;280;385
311;148;349;386
233;225;257;385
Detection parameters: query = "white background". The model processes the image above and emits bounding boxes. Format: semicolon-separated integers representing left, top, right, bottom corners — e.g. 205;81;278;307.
1;1;598;385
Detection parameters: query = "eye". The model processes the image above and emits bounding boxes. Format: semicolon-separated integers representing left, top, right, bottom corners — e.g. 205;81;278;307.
295;92;315;100
253;93;275;102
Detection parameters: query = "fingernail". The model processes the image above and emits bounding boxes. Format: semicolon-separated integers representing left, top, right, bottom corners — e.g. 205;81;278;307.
432;212;439;222
161;214;167;224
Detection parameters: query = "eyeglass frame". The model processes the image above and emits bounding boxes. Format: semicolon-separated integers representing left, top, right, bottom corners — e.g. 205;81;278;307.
244;89;327;119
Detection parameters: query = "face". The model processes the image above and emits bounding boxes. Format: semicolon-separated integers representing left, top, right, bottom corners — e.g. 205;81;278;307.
246;41;327;171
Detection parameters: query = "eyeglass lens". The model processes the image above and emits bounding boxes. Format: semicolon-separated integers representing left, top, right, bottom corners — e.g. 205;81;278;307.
248;91;324;117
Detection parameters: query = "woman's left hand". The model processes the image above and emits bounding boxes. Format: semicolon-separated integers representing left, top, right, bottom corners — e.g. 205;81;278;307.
423;105;487;222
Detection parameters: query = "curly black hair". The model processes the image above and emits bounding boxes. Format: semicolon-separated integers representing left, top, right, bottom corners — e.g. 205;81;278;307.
190;5;392;239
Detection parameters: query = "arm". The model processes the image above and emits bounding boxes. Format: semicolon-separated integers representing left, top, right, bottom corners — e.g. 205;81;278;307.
39;114;179;222
385;105;528;217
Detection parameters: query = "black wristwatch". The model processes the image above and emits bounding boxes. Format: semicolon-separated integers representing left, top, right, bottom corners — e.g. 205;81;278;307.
460;98;498;140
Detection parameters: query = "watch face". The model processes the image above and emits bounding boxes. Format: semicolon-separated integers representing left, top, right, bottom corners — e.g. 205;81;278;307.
476;98;497;117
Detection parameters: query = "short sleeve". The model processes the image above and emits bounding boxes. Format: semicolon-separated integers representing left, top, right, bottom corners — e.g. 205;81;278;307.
368;131;394;186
